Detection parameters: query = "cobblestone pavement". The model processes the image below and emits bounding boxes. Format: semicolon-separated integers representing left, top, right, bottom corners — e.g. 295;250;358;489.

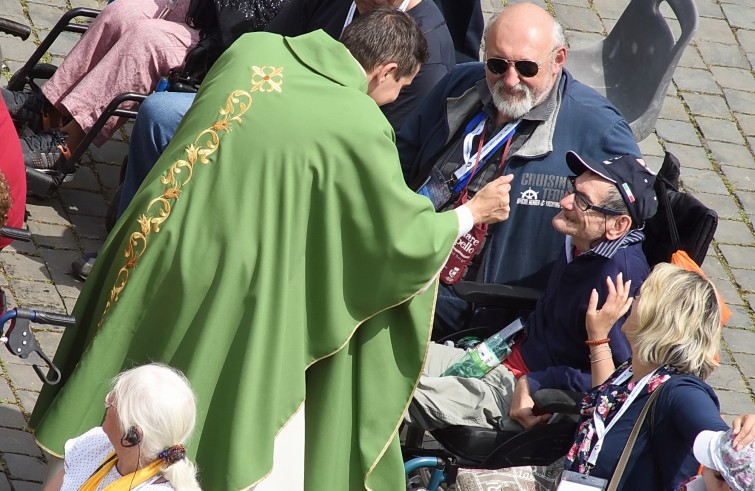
0;0;752;487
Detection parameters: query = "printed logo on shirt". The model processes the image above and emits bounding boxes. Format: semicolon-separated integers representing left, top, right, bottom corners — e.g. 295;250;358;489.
515;173;567;208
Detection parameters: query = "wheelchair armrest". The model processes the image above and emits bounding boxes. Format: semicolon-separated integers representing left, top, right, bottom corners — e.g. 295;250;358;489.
532;388;585;415
452;281;542;307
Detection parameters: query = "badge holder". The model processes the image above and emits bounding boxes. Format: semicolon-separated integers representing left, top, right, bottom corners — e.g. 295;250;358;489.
557;470;608;491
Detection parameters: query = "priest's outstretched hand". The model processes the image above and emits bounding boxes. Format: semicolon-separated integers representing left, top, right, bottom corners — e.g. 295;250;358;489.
465;174;514;224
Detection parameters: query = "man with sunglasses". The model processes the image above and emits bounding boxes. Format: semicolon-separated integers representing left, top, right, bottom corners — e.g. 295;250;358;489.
406;151;657;433
397;3;641;340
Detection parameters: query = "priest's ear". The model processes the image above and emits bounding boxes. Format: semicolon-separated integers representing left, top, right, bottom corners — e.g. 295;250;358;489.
366;62;417;107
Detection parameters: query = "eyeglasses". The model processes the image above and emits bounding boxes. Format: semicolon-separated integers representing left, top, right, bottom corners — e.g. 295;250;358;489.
485;48;558;78
566;176;623;216
104;391;116;409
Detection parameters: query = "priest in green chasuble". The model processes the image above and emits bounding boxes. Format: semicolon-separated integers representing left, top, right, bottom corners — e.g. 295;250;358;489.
30;8;514;490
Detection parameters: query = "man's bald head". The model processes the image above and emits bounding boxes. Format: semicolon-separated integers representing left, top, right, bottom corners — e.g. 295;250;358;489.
484;3;565;55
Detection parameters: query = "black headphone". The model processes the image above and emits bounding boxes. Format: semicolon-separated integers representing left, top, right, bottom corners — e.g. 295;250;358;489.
121;426;142;447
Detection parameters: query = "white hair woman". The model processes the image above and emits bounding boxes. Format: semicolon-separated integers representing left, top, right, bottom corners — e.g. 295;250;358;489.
567;263;755;490
43;363;201;490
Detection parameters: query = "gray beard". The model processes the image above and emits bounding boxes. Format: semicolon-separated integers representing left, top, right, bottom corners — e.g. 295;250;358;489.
490;80;535;120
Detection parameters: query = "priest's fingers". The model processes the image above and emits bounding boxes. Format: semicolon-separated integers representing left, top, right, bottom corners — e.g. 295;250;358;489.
467;175;513;224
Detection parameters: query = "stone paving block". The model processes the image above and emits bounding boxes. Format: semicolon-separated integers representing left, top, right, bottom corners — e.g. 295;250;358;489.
721;165;755;192
683;92;732;119
694;16;738;45
637;133;664;157
694;0;724;19
655;119;701;146
0;427;42;457
696;116;744;144
25;199;69;226
25;2;67;30
731;268;755;293
40;31;79;57
716;388;755;415
0;0;26;22
720;244;755;270
67;214;106;241
592;0;626;19
26;222;78;251
37;248;83;300
16;390;38;416
0;377;15;404
734;113;755;136
696;41;750;69
0;404;28;430
89;139;128;165
714;276;745;307
552;4;603;33
721;3;755;30
736;29;755;54
81;238;104;254
33;330;62;362
715;218;755;245
0;253;49;283
57;189;107;218
12;480;44;491
662;143;712;170
658;95;689;121
723;88;755;115
710;66;755;92
65;165;101;194
94;162;122;196
703;254;729;280
5;453;45;482
1;363;42;394
10;279;64;310
0;36;38;63
707;140;755;169
690;191;742;220
672;67;722;94
678;45;707;69
737;190;755;214
708;363;749;392
748;293;755;312
723;328;755;353
565;31;604;50
61;296;77;315
680;168;729;195
724;305;754;329
0;474;10;491
2;239;37;256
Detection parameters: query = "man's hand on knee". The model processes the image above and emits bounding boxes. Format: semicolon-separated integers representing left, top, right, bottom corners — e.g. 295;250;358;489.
509;376;551;430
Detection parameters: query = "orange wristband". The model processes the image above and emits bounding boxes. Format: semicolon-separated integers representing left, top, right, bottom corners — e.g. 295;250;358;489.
585;338;610;346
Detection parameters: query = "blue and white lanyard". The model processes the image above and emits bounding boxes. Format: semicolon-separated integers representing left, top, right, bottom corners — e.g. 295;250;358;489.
451;112;520;193
586;367;658;466
342;0;411;34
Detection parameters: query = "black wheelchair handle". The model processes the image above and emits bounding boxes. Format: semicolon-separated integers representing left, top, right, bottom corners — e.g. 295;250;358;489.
0;18;31;40
15;308;76;328
0;226;32;242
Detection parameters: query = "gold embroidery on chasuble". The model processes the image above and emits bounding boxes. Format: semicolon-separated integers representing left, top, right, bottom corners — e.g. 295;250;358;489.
97;67;284;328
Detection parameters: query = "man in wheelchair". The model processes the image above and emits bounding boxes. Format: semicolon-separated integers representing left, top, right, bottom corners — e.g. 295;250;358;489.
406;151;657;433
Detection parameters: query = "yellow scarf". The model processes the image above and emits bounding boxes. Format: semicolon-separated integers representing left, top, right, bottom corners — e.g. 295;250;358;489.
79;452;165;491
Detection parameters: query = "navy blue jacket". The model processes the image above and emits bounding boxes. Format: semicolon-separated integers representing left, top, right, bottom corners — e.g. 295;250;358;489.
398;64;641;292
521;239;648;393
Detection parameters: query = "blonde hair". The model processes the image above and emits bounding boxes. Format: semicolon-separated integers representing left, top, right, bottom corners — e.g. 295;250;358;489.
629;263;721;379
112;363;202;490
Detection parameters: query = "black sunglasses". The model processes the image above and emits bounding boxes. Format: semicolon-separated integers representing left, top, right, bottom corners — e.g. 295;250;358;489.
566;176;623;216
485;48;559;78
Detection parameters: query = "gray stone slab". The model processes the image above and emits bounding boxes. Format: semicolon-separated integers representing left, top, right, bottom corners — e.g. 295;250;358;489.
702;255;729;280
695;0;725;19
719;244;755;270
0;253;50;283
672;67;722;94
737;190;755;214
15;390;38;416
724;304;754;329
655;118;701;145
4;453;45;482
735;113;755;136
10;280;64;310
663;143;713;170
710;67;755;92
694;16;739;44
0;404;28;430
723;328;755;353
89;139;128;165
683;92;732;119
25;2;67;31
637;133;664;157
0;377;15;404
67;214;106;241
707;140;755;169
748;293;755;312
715;218;755;245
658;95;689;121
695;116;745;144
592;0;626;19
2;363;42;394
680;168;729;195
26;222;78;251
736;29;755;54
731;267;755;293
57;189;107;218
723;88;755;115
65;165;101;194
565;31;604;50
696;41;750;69
94;162;122;197
38;30;79;58
37;248;83;299
0;0;26;22
11;481;43;491
721;3;755;30
553;4;603;33
24;199;69;226
716;388;755;415
0;428;42;457
678;45;707;69
721;165;755;191
2;238;38;256
707;362;749;392
693;191;743;220
0;36;38;64
34;330;62;362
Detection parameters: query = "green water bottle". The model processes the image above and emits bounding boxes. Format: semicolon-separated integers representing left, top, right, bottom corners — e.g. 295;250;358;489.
442;330;512;378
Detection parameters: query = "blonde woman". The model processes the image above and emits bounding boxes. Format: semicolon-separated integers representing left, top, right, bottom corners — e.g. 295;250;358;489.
43;363;201;490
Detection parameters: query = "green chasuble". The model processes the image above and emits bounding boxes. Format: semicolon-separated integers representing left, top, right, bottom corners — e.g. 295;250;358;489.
30;30;458;490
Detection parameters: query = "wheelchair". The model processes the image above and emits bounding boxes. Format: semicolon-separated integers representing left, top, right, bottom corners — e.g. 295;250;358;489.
1;8;199;198
403;151;719;490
